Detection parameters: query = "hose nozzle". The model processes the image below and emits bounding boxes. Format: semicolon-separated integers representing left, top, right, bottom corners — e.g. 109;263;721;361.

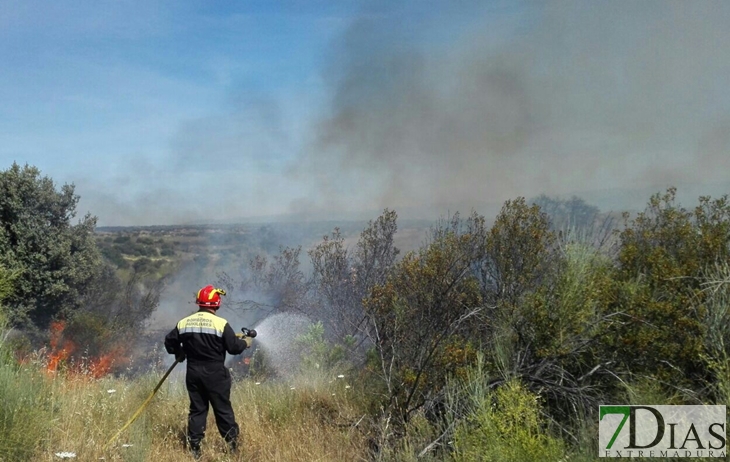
241;327;257;338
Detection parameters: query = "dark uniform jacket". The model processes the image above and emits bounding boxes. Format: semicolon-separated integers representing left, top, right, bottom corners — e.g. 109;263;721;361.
164;309;247;363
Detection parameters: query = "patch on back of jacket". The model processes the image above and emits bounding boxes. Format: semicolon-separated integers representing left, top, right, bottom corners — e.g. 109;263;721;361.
178;312;226;337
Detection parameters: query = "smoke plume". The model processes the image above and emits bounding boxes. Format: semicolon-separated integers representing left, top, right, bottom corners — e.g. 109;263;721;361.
70;1;730;225
296;0;730;215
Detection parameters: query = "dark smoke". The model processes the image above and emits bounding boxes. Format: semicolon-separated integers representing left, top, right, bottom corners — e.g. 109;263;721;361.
72;1;730;226
296;0;730;216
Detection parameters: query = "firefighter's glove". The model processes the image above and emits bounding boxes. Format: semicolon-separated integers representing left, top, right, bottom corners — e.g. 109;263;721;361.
175;351;186;363
236;333;253;348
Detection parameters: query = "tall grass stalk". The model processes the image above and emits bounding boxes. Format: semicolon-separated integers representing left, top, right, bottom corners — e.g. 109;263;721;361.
0;309;54;460
702;261;730;406
0;360;54;460
23;365;367;461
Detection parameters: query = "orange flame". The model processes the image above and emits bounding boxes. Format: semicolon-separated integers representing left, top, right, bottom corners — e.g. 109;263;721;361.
87;346;129;379
45;321;129;379
47;321;76;374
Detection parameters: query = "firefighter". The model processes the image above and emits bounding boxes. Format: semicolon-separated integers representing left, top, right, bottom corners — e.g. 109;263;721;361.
164;285;251;459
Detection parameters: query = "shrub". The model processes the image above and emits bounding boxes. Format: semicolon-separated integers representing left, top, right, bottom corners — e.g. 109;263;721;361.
113;235;131;244
294;322;352;374
611;189;730;385
452;378;566;462
100;245;129;269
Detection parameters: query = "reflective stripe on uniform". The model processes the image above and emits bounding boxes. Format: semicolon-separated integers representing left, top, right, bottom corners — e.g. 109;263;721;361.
177;311;228;337
179;326;222;336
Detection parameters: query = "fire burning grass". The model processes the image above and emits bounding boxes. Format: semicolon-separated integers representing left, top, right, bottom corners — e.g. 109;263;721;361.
22;359;369;461
2;321;368;460
44;321;130;379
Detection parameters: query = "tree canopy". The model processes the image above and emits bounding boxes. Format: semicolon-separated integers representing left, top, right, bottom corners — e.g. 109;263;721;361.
0;163;102;330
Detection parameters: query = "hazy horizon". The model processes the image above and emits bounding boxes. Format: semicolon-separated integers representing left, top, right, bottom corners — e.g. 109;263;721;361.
2;1;728;226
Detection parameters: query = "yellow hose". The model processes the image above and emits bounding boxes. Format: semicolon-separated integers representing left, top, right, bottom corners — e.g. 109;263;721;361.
104;360;180;450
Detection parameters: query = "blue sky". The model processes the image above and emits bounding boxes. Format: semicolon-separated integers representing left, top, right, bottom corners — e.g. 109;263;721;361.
1;1;729;225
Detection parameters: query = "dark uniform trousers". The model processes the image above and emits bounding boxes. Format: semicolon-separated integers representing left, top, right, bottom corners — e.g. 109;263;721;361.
165;308;248;449
186;361;239;444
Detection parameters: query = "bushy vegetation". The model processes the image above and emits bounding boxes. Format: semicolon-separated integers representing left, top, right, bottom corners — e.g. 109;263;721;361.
2;162;730;460
237;188;730;459
452;378;566;461
0;164;166;379
0;163;102;330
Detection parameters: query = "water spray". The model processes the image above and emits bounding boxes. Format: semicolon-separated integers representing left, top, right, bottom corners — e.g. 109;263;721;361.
106;328;258;451
244;313;312;379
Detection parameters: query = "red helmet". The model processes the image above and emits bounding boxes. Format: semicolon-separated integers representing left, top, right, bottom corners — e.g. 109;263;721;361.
196;285;226;308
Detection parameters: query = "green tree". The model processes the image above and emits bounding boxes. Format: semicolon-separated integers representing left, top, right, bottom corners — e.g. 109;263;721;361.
244;245;307;313
0;163;102;329
531;194;600;231
309;209;400;341
0;265;17;327
477;199;613;421
363;213;485;425
611;188;730;386
515;242;616;420
480;197;557;310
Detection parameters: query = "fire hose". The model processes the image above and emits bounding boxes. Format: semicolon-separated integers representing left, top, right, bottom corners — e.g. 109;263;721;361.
104;327;257;450
104;359;180;450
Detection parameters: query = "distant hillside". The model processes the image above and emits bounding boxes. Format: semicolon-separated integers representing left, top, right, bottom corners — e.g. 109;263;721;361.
94;219;435;279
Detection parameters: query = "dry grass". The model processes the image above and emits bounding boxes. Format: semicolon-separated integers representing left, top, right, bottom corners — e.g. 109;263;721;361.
36;367;368;462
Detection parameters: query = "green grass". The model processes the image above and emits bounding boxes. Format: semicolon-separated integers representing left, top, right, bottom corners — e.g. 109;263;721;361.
0;355;53;460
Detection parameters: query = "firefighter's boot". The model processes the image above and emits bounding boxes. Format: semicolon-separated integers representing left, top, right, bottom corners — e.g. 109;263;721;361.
188;440;202;460
226;437;238;455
